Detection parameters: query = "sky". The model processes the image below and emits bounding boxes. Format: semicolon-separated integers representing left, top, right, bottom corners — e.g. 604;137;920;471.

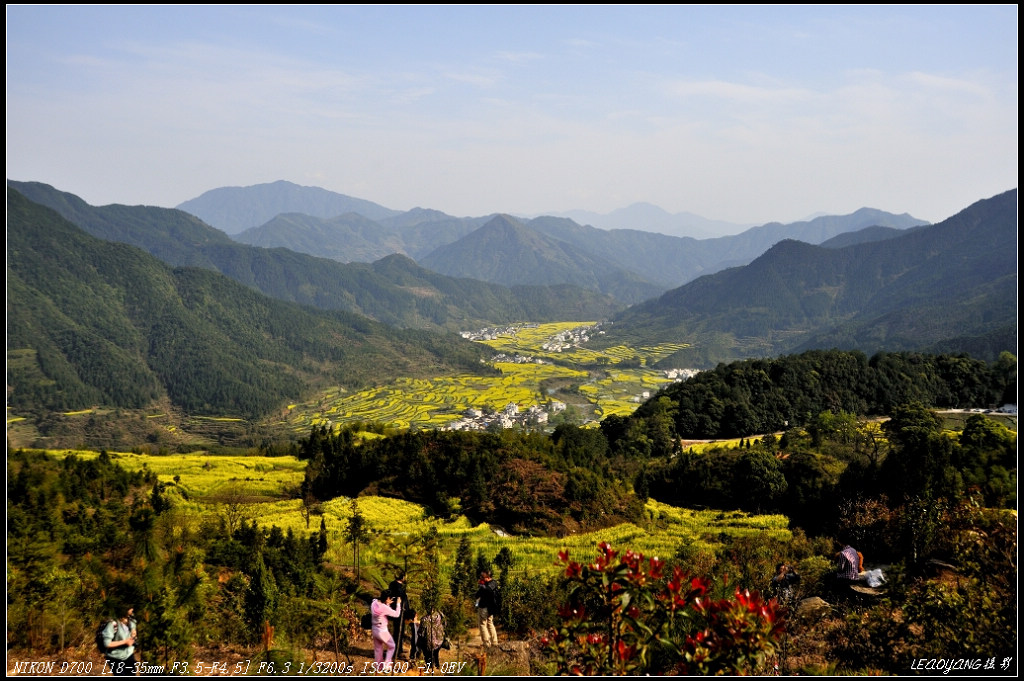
6;6;1018;225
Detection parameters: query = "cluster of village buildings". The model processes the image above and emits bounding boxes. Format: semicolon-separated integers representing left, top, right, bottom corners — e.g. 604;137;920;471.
451;323;704;429
490;353;550;365
459;322;605;349
459;324;539;341
539;324;605;352
442;400;568;431
663;368;700;381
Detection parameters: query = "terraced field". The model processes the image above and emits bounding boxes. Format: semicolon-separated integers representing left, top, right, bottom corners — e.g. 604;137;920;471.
279;322;694;433
49;449;791;580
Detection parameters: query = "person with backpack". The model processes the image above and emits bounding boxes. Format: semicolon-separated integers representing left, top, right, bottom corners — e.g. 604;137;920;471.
98;605;137;675
474;571;499;648
420;609;447;668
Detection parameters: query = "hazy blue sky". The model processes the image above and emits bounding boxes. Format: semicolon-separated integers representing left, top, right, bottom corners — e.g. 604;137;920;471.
6;6;1017;224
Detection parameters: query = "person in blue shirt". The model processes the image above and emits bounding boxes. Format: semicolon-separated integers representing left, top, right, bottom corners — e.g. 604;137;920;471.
101;605;137;676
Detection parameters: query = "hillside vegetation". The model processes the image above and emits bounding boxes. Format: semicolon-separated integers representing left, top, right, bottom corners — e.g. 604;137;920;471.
9;181;623;331
7;393;1015;674
601;189;1017;366
7;188;490;420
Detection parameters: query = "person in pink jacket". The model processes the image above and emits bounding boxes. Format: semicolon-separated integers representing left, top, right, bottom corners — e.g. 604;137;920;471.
371;589;402;664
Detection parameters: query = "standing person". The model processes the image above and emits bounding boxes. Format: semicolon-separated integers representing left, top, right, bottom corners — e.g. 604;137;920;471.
101;605;138;676
371;589;402;664
406;610;421;661
474;571;499;648
387;572;409;659
421;610;447;669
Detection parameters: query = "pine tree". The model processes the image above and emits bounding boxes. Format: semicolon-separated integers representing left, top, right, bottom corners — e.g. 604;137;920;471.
451;536;475;599
344;500;370;580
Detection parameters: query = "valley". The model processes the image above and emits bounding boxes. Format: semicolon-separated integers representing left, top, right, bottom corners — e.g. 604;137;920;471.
4;172;1016;677
6;7;1016;673
277;321;694;435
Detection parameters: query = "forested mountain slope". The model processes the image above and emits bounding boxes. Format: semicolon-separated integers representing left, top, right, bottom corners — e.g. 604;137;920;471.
235;209;488;262
419;214;666;303
7;181;622;330
7;188;490;418
602;190;1017;367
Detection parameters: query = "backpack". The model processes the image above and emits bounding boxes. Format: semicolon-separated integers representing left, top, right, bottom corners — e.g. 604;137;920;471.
360;611;372;629
423;611;446;650
95;620;114;654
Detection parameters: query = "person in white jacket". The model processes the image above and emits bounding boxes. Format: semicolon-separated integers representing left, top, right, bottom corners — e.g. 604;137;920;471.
371;589;402;664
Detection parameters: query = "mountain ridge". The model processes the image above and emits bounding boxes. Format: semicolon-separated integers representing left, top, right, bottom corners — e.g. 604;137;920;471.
599;189;1017;367
176;179;402;234
418;215;666;304
8;180;623;330
6;187;491;421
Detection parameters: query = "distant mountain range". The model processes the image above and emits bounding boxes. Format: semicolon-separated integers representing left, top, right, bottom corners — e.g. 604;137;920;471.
598;189;1018;367
175;180;928;296
238;210;489;263
6;178;1016;427
419;215;665;304
543;202;753;239
177;180;401;234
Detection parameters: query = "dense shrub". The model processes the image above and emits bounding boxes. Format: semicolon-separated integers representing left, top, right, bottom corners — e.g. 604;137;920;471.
541;542;784;675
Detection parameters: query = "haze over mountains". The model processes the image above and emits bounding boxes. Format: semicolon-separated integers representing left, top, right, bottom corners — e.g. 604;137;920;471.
176;180;929;295
544;202;754;239
177;180;401;234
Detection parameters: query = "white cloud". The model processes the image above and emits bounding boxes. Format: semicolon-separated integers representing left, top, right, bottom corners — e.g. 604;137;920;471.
666;79;811;104
493;50;544;63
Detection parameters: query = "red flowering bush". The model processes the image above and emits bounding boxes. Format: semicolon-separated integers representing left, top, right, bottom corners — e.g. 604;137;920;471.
541;542;784;675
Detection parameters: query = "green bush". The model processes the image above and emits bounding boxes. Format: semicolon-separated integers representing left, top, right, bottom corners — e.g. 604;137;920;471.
542;542;785;675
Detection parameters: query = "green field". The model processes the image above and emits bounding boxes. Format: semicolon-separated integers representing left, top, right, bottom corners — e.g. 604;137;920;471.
278;322;693;432
49;449;789;580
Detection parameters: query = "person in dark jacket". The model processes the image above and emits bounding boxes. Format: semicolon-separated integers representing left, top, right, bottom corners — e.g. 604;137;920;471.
770;562;800;605
474;571;499;647
388;572;409;659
